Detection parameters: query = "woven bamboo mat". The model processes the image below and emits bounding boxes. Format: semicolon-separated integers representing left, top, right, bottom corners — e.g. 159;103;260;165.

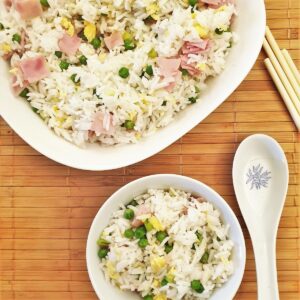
0;1;299;299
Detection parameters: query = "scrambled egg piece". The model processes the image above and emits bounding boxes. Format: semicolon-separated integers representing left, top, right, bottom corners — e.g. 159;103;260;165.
98;53;107;62
166;268;175;283
152;279;160;288
61;17;74;36
150;257;166;273
106;261;119;279
154;294;167;300
197;63;206;71
217;5;227;12
148;216;164;231
194;23;209;38
146;3;160;20
122;31;132;40
0;43;11;53
84;21;96;42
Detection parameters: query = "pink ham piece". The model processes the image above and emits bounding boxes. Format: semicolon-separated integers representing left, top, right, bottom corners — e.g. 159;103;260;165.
157;57;181;92
199;0;235;8
157;57;181;78
19;56;49;83
90;112;114;136
13;0;43;20
132;205;151;228
180;55;200;76
58;33;81;56
181;39;209;55
104;31;124;51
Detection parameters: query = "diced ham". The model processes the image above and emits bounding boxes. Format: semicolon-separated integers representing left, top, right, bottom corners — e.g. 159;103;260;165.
164;72;181;92
157;57;181;92
90;112;114;136
132;204;151;228
19;56;49;83
199;0;235;8
13;0;43;20
58;33;81;56
104;31;124;51
157;57;181;78
181;39;209;55
180;54;200;76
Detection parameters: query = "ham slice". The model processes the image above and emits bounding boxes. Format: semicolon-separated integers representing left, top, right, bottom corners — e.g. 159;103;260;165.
13;0;43;20
58;33;81;56
180;55;200;76
132;205;151;228
90;112;114;136
157;57;181;78
19;56;49;83
199;0;235;8
104;31;124;50
157;57;181;92
181;39;209;55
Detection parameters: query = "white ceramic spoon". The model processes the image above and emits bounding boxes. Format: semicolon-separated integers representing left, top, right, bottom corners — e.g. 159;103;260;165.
232;134;289;300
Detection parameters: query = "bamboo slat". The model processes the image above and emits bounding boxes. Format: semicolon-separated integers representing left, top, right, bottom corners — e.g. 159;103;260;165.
0;1;299;299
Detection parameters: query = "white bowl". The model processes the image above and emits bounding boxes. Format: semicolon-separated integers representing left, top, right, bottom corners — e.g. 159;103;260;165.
0;1;266;170
86;174;246;300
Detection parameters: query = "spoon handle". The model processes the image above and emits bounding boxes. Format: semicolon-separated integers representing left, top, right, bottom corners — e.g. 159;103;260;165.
252;237;279;300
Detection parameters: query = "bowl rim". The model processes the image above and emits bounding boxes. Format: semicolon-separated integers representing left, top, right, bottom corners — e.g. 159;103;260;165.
86;174;246;300
0;0;266;171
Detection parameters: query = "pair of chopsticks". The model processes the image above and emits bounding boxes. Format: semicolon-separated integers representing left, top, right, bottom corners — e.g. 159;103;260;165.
263;26;300;131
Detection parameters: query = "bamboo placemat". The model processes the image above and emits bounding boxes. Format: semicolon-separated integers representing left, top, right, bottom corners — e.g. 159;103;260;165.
0;1;299;299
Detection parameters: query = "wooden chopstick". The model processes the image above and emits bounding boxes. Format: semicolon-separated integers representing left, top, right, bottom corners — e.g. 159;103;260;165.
281;49;300;85
265;58;300;131
263;38;300;115
265;26;300;99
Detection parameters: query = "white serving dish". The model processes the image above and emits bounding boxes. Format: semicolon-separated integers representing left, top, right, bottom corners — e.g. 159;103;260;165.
0;1;266;170
86;174;246;300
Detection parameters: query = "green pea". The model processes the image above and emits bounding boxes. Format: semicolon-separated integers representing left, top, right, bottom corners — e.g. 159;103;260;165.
70;74;80;84
161;277;168;286
164;243;173;254
124;228;135;239
123;120;135;130
200;251;209;264
91;37;101;49
32;107;38;113
188;0;198;6
124;39;135;50
59;60;70;70
119;67;129;78
123;208;134;220
79;55;87;65
98;248;109;259
156;231;167;243
97;238;109;247
145;65;153;76
40;0;50;7
188;97;197;104
0;23;4;30
138;238;148;248
144;220;153;232
19;88;29;99
143;295;153;300
55;51;63;58
191;280;204;293
12;33;21;44
181;69;189;76
134;226;146;239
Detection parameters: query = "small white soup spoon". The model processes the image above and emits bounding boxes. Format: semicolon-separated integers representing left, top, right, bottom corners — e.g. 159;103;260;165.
232;134;289;300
